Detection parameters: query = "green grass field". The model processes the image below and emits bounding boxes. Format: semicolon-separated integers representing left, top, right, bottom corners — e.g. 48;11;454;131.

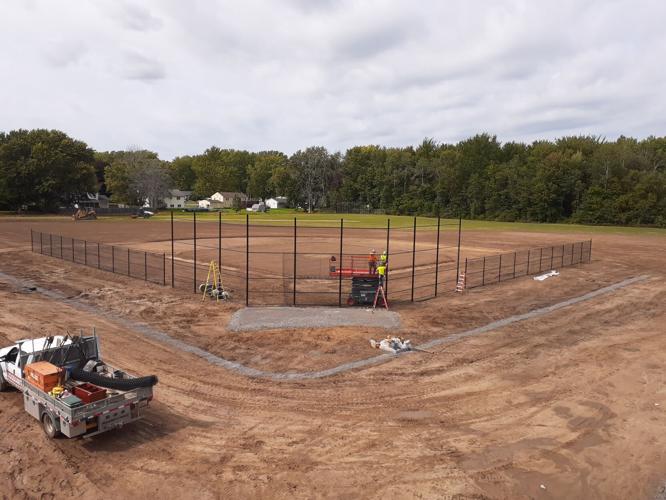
3;210;665;235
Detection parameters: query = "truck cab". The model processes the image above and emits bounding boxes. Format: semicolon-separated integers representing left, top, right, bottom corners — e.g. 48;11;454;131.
0;336;73;391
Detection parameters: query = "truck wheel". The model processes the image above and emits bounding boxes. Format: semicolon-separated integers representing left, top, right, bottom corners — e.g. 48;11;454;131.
41;413;58;439
0;372;6;392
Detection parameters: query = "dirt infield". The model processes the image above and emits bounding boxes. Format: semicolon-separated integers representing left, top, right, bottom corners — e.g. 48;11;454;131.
1;217;666;498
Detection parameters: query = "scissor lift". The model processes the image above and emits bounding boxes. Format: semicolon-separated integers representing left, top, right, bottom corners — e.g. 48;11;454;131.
329;255;385;306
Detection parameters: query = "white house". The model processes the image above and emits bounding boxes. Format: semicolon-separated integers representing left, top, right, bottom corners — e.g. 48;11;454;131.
163;190;192;209
209;191;249;208
266;196;287;209
198;199;211;209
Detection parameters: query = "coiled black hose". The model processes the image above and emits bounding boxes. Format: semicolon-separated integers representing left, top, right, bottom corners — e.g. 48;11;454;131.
69;367;158;390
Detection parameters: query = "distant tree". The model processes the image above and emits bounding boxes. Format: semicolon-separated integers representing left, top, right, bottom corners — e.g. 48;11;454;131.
247;152;288;200
191;147;253;197
104;149;171;207
290;147;340;212
0;129;96;211
168;156;196;191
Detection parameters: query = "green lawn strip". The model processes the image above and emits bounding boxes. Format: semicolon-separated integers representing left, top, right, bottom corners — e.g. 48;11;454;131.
2;212;664;235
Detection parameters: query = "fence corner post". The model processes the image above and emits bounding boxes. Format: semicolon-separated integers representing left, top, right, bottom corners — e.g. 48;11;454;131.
293;217;297;306
338;218;343;307
410;216;417;302
245;212;249;306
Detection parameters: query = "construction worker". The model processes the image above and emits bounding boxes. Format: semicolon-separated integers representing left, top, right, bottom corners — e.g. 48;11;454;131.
380;250;388;266
377;262;387;286
368;249;378;274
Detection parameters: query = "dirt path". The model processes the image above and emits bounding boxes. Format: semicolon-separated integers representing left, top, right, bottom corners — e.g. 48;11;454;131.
1;220;665;498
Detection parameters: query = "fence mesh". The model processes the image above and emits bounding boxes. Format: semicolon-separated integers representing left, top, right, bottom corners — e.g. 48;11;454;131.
463;240;592;289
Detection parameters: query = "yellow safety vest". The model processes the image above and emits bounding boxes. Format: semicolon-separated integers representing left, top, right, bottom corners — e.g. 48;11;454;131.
377;265;386;276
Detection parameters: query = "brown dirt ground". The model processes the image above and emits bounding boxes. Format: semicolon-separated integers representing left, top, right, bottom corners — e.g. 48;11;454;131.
1;217;665;499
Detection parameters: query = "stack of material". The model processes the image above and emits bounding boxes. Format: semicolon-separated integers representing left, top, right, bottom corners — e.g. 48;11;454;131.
370;337;412;354
24;361;63;393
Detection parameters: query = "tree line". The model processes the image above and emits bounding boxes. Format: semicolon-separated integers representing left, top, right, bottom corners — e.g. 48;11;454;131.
1;128;664;226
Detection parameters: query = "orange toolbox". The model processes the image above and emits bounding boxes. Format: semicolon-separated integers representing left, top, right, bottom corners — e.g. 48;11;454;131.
24;361;63;393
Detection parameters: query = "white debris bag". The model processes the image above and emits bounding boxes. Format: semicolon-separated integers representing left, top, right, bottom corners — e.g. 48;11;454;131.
533;270;559;281
370;337;412;354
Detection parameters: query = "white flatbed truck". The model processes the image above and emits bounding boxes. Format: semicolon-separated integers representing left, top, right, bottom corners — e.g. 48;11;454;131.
0;332;154;438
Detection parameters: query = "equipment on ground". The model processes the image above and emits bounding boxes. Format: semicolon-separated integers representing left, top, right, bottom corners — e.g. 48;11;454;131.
455;272;466;292
72;208;97;220
200;260;230;302
370;337;412;354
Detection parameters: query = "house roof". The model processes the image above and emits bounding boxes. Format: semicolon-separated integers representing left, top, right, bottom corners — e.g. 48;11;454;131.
168;190;192;197
215;191;248;199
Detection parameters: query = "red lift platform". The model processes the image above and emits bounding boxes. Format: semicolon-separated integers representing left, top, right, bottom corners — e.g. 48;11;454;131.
328;255;376;278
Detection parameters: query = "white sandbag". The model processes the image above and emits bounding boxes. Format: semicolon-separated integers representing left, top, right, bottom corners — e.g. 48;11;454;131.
534;270;559;281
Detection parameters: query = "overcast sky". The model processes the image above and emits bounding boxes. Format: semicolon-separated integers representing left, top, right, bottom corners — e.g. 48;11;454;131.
1;0;665;159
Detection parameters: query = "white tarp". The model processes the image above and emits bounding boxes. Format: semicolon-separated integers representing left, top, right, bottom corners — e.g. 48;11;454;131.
534;270;560;281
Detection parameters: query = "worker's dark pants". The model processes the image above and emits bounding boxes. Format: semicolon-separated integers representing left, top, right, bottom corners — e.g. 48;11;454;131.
369;262;376;274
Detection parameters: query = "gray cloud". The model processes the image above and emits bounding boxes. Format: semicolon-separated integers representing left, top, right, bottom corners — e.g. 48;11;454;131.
0;0;664;159
121;51;166;81
113;3;163;32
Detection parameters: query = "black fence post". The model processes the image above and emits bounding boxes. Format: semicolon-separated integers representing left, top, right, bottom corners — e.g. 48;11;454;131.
218;212;222;271
538;247;543;273
550;246;554;269
112;245;115;273
338;218;343;307
579;241;583;264
40;232;43;254
84;240;87;266
193;212;197;293
71;238;75;262
588;239;592;262
49;234;53;256
512;251;517;278
293;217;297;306
97;243;101;269
455;216;462;291
127;248;130;276
163;253;166;285
170;211;175;288
59;236;63;259
482;256;486;286
144;252;147;281
30;229;34;252
245;213;249;306
464;258;468;286
410;217;417;302
498;254;502;283
385;219;390;297
527;249;531;275
434;215;441;297
561;244;565;267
